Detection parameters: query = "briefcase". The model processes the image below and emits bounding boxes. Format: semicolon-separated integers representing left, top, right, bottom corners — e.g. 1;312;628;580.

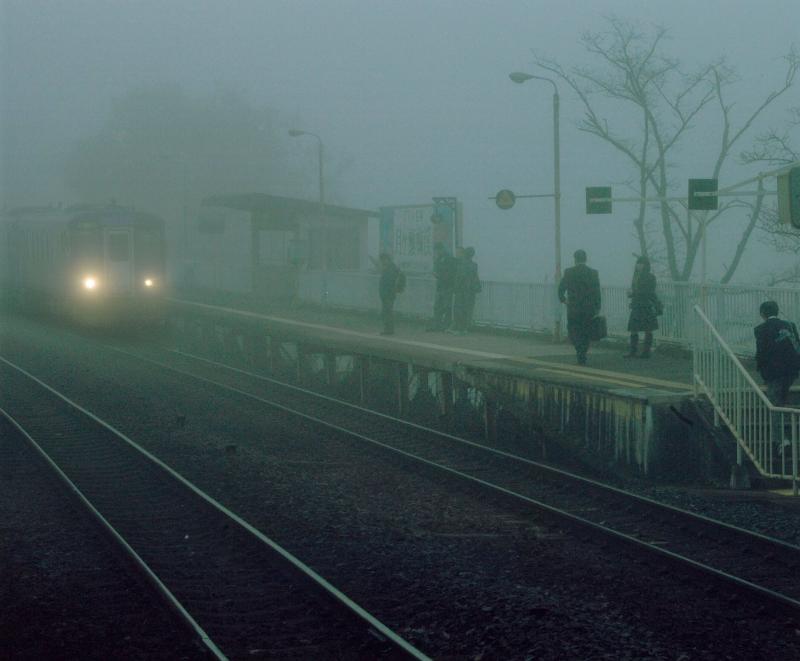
589;315;607;341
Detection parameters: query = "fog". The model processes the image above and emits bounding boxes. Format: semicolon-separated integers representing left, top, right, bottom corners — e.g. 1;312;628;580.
2;0;798;286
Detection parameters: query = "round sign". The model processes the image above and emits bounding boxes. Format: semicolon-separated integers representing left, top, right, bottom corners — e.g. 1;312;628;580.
495;189;516;210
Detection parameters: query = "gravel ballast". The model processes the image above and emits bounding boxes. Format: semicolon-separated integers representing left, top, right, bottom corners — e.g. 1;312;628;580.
3;316;800;659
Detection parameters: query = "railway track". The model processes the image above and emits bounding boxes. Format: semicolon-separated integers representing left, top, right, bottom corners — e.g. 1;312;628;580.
1;416;209;659
107;342;800;617
0;356;427;661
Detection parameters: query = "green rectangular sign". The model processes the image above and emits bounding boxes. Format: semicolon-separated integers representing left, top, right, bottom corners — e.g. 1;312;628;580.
585;187;612;214
777;166;800;229
688;178;718;210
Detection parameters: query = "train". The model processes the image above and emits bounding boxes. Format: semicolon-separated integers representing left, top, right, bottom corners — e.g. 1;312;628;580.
1;203;167;326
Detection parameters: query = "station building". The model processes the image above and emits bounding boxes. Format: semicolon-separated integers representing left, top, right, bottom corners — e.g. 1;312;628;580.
181;193;378;304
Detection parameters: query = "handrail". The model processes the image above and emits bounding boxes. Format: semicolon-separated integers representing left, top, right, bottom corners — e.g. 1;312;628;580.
694;306;784;410
692;304;798;494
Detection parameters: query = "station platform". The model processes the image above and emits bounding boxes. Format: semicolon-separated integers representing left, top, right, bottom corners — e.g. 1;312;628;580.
170;298;695;397
166;298;762;483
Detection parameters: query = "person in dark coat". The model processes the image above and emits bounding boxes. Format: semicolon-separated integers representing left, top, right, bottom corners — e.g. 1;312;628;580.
754;300;800;407
558;249;601;365
625;256;660;359
449;247;480;335
378;253;401;335
427;242;455;331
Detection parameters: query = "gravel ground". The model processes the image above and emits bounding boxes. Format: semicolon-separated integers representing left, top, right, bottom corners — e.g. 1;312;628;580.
636;484;800;545
0;420;205;661
3;316;800;659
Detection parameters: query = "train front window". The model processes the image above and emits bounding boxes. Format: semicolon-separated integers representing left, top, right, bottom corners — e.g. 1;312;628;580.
108;233;130;262
72;227;101;262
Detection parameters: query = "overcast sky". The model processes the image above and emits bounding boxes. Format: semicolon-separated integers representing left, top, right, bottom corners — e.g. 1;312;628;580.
2;0;798;284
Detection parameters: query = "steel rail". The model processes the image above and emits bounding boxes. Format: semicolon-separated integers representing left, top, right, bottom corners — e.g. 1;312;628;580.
166;348;799;554
0;355;430;661
0;407;227;661
104;344;800;614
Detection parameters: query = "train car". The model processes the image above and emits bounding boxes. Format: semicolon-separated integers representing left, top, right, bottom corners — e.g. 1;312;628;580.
1;203;167;326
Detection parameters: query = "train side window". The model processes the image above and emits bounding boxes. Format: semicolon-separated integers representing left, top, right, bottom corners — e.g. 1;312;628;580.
108;233;130;261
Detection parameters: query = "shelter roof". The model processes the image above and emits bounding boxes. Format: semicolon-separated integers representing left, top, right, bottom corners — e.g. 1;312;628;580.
202;193;379;219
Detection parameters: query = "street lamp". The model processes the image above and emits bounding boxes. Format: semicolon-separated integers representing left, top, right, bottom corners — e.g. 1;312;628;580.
288;129;327;305
509;71;562;341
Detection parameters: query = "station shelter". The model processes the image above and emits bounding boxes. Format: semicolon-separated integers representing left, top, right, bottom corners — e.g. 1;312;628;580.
181;193;378;304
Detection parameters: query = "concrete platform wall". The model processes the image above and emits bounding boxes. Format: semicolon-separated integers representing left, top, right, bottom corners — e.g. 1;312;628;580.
168;300;719;483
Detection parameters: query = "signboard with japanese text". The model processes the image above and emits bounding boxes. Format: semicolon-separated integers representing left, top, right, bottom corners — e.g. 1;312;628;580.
379;199;460;273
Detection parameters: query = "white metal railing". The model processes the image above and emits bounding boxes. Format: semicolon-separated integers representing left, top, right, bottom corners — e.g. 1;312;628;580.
693;304;798;492
294;271;800;356
179;265;800;356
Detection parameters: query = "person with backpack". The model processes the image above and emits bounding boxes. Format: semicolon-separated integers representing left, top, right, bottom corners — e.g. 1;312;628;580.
448;246;481;335
754;300;800;407
427;242;456;331
378;253;404;336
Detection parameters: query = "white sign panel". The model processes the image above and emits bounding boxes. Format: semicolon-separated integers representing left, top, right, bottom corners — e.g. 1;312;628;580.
380;202;458;274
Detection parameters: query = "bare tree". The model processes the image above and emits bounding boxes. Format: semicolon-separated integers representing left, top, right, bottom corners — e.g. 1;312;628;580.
532;16;798;282
741;105;800;284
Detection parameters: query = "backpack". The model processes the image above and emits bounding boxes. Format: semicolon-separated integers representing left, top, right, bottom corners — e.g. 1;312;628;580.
395;270;406;294
469;263;481;293
776;322;800;371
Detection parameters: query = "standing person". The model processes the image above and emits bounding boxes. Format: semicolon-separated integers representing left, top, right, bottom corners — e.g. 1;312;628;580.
378;253;402;336
558;249;601;365
625;256;660;359
427;242;455;331
754;300;800;408
449;247;480;335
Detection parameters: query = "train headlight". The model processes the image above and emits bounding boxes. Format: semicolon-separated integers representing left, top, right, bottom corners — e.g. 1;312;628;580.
82;276;98;290
144;278;155;288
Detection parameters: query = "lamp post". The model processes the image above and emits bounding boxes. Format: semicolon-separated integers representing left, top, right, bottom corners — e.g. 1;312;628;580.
509;71;562;341
289;129;327;305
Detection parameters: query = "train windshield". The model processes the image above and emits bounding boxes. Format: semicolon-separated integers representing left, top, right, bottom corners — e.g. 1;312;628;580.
108;233;130;261
72;225;101;262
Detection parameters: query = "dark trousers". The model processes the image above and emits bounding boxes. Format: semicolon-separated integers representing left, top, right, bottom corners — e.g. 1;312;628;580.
453;292;475;331
629;332;653;355
567;315;592;364
381;295;395;333
766;376;794;407
431;288;453;329
766;375;796;447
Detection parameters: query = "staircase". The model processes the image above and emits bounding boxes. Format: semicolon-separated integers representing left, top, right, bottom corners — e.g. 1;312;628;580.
693;305;799;494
